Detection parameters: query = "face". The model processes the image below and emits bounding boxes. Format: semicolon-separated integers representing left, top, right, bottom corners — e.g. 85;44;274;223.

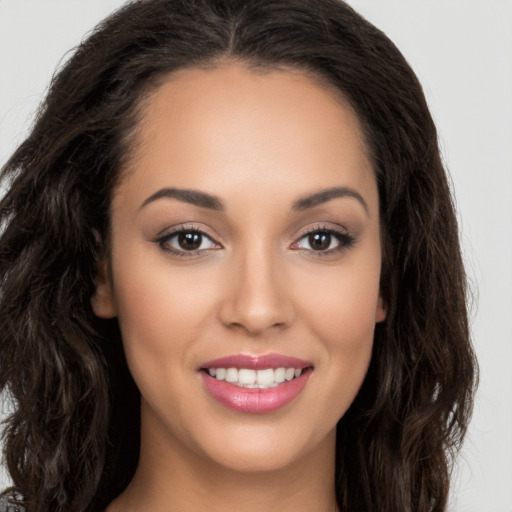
93;63;385;474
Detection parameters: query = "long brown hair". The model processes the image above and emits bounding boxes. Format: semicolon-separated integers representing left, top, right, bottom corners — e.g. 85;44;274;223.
0;1;477;511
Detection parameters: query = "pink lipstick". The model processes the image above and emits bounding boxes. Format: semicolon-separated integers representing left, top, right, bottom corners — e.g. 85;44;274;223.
199;353;313;414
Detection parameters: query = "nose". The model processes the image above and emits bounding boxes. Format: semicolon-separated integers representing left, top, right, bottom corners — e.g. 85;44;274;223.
218;245;294;336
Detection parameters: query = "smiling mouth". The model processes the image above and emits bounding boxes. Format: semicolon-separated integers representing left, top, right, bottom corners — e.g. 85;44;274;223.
201;366;312;389
199;353;314;413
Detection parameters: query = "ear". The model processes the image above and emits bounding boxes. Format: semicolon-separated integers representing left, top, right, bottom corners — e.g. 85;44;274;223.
375;295;387;323
91;255;117;319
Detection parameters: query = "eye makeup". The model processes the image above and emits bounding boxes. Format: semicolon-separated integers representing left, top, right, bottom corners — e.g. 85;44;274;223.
152;222;357;260
154;224;222;258
291;225;356;257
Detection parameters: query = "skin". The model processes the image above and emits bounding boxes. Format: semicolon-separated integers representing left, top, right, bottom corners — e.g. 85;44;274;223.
94;62;386;512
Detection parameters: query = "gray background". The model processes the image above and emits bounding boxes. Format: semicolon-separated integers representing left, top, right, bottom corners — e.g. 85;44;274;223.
1;1;511;510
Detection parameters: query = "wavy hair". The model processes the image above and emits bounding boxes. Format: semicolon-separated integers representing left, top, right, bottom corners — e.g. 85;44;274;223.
0;1;477;511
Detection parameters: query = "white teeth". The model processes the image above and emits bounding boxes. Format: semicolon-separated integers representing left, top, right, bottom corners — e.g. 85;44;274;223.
206;366;306;388
274;367;286;383
257;369;274;387
238;369;256;385
225;368;238;383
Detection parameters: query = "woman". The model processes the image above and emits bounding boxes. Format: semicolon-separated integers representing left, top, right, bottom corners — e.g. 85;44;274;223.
0;0;477;511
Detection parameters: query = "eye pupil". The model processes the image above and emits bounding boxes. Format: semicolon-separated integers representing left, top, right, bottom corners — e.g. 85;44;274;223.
309;232;331;250
178;232;202;250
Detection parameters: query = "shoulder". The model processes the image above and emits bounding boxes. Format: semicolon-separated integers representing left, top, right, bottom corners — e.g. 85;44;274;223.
0;496;23;512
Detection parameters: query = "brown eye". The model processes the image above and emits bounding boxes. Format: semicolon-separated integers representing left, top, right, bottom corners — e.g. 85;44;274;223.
292;228;355;255
178;232;202;250
156;229;220;255
308;232;331;251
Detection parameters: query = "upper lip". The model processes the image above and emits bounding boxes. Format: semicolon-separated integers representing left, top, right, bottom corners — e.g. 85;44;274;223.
200;353;313;371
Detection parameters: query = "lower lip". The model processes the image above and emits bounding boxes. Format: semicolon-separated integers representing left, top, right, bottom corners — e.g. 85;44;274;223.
200;369;312;414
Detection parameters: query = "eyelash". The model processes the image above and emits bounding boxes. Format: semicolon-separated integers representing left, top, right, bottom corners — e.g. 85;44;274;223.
291;226;356;256
155;225;220;258
154;224;356;258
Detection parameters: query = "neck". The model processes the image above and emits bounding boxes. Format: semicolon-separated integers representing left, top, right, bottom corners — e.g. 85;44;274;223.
107;413;339;512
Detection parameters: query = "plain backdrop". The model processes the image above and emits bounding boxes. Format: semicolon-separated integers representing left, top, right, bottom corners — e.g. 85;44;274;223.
1;1;511;511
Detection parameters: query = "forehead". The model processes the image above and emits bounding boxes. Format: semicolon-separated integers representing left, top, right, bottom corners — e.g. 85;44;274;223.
116;63;377;215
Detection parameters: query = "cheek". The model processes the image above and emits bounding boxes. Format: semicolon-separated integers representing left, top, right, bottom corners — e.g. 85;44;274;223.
298;257;382;344
110;252;219;391
292;257;381;408
312;280;377;379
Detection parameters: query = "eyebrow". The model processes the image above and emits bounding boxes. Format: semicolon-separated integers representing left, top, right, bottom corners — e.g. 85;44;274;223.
292;186;369;215
140;185;369;215
140;187;224;211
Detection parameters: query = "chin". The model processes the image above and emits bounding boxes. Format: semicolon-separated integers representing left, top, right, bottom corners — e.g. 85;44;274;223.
206;444;304;474
190;420;335;475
